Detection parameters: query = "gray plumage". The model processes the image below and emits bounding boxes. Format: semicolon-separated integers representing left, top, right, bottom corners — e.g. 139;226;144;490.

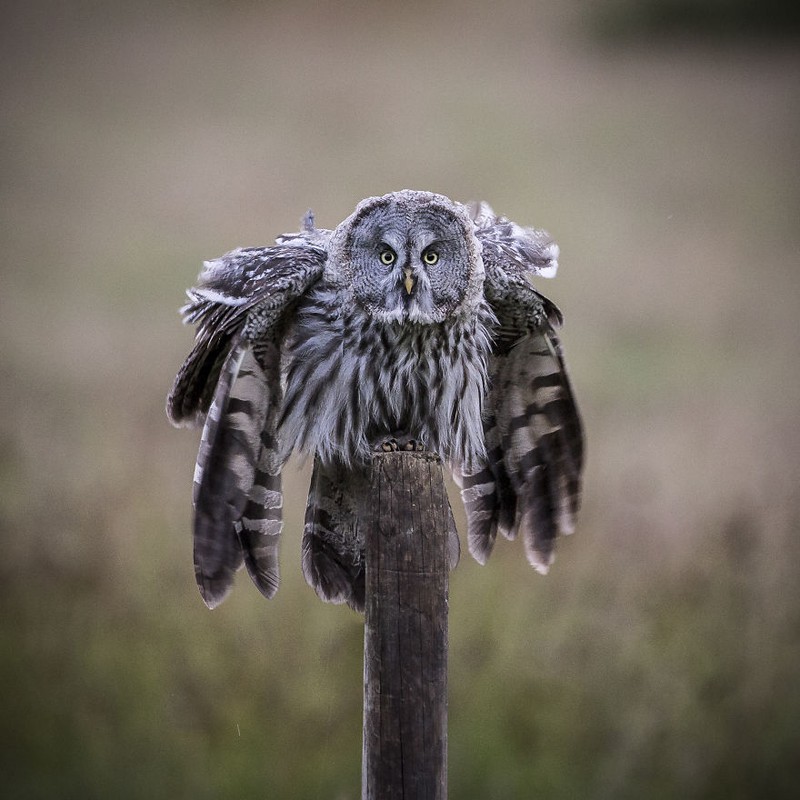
167;190;584;610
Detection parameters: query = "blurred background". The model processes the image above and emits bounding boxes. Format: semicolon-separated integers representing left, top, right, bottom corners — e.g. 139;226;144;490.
2;1;798;797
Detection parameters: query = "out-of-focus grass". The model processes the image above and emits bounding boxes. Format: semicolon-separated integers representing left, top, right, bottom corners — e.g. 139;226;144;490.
1;1;799;798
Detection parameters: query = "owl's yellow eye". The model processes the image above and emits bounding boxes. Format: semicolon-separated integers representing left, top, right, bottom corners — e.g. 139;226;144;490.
422;249;439;266
379;249;396;266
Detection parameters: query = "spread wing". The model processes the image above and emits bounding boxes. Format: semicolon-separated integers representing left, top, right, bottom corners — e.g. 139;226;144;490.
457;203;584;572
167;225;330;428
167;225;328;607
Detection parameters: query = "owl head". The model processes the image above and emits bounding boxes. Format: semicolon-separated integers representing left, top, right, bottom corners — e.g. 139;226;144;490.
326;190;484;324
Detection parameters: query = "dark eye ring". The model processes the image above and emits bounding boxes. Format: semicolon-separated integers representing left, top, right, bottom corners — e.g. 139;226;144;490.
379;249;396;266
422;249;439;266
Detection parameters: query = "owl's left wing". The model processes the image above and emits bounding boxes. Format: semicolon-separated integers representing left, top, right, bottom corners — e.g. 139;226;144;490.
457;204;584;572
167;224;328;608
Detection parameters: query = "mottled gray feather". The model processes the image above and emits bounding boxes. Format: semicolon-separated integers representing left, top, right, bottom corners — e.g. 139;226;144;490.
191;339;255;608
456;202;583;571
303;457;368;611
167;242;327;428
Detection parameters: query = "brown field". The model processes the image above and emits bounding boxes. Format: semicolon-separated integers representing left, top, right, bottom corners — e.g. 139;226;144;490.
2;2;798;797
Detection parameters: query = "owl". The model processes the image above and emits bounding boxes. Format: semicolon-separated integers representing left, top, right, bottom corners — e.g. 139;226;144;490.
167;190;584;611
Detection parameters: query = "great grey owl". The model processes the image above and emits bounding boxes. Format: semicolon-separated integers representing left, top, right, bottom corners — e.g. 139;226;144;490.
167;190;584;611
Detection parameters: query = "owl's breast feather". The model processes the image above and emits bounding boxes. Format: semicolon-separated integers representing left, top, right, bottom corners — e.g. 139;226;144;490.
277;287;494;469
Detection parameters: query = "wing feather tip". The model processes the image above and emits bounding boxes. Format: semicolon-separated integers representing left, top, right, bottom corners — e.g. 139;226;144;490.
249;569;280;600
467;530;496;565
525;548;555;575
165;396;202;429
301;541;358;609
197;573;234;609
469;549;490;567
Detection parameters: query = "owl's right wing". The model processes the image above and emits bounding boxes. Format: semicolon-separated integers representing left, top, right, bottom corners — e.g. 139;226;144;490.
457;204;584;573
168;222;330;428
167;228;328;608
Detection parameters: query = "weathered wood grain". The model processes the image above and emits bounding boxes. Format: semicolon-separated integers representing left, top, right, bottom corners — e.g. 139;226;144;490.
361;452;449;800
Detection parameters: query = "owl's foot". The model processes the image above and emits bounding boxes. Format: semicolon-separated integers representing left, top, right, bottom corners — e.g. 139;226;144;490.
377;438;425;453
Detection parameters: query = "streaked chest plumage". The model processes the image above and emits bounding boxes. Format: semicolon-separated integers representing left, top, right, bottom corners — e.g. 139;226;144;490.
277;282;496;469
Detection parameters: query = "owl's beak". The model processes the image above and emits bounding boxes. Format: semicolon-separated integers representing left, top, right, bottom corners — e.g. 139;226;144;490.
403;268;415;295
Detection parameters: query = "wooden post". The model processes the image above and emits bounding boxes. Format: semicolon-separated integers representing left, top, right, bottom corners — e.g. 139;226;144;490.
361;452;449;800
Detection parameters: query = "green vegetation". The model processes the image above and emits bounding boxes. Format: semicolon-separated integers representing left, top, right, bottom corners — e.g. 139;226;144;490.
2;2;798;797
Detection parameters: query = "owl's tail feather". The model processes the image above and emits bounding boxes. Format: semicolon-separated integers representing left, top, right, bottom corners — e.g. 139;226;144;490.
303;455;459;613
302;458;367;612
